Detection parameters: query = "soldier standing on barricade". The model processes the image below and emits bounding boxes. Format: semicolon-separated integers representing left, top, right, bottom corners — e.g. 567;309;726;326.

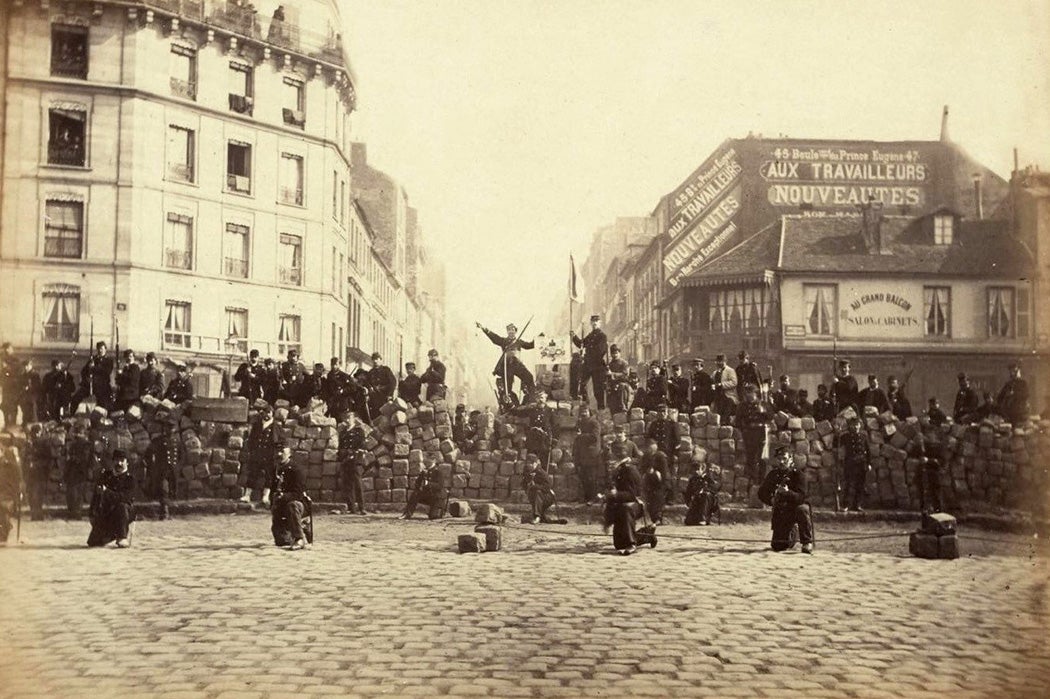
645;403;679;504
571;314;609;410
953;373;979;424
668;364;690;415
770;374;799;416
279;349;306;404
1;343;21;426
300;362;327;409
887;375;913;420
164;361;194;405
324;358;356;419
234;350;263;404
689;357;714;411
477;321;536;407
858;375;890;414
605;345;630;415
995;362;1030;425
421;349;447;402
738;384;773;480
114;350;141;413
366;352;397;418
711;354;738;426
735;351;762;403
643;360;668;411
43;360;76;421
81;341;115;411
260;358;281;404
139;353;165;402
831;359;859;415
398;361;423;407
812;384;835;422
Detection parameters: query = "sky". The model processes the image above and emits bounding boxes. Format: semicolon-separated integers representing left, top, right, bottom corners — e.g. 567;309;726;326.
341;0;1050;360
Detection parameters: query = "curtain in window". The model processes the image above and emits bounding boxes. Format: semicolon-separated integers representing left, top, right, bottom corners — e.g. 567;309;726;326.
226;309;246;338
45;201;83;236
279;315;300;342
165;303;188;332
280;235;301;268
988;288;1013;337
924;288;949;336
806;286;832;335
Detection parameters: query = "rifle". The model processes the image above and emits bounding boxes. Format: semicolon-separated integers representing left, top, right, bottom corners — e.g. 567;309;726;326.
831;338;841;512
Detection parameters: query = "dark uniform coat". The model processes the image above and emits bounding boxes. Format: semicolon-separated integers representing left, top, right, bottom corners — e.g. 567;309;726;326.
139;367;165;400
953;386;980;424
421;361;447;401
234;362;263;403
398;374;423;405
164;376;194;404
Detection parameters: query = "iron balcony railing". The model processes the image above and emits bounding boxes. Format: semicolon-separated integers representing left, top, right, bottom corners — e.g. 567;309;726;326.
223;258;248;278
278;267;302;286
44;324;79;342
47;143;86;166
170;77;197;100
165;249;193;269
278;186;303;205
44;237;83;258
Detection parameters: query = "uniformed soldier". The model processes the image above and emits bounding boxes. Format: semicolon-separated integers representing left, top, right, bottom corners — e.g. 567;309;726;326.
857;375;890;414
234;350;263;403
337;412;370;515
737;384;774;480
839;417;870;513
260;358;281;404
164;361;194;404
684;460;721;526
43;360;76;420
279;349;306;404
757;446;814;553
602;423;642;489
24;424;51;521
81;341;115;410
516;389;553;461
830;359;859;415
953;373;980;424
735;351;762;402
18;360;42;424
240;405;285;507
325;358;358;420
569;351;584;401
640;438;668;524
114;350;141;413
645;403;679;503
571;314;609;410
399;460;447;520
398;362;423;406
522;454;556;524
300;362;327;409
995;362;1030;425
420;349;448;402
366;352;397;418
796;389;814;418
601;455;657;555
63;423;97;519
643;360;669;412
812;384;835;422
87;449;135;548
1;342;21;426
0;444;23;543
572;407;603;502
887;375;913;420
477;321;536;407
144;412;181;520
770;374;799;416
452;404;476;454
689;357;714;411
605;345;630;414
925;398;948;427
668;364;690;414
270;447;312;550
139;352;165;401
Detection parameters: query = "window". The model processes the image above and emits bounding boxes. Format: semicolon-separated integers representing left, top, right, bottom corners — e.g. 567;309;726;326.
282;78;305;127
228;63;254;115
48;108;86;166
934;214;953;245
278;234;302;286
223;223;250;278
987;287;1014;338
164;213;193;269
707;287;769;333
339;252;345;297
167;126;195;183
164;301;191;348
225;307;249;354
349;296;361;347
803;284;836;336
278;314;301;356
340;180;347;225
1017;287;1030;338
226;141;252;193
331;170;338;219
170;45;197;100
923;286;951;337
279;153;304;205
42;284;80;342
44;200;84;259
51;24;88;79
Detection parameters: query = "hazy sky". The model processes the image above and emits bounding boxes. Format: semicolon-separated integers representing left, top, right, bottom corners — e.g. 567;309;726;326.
342;0;1050;356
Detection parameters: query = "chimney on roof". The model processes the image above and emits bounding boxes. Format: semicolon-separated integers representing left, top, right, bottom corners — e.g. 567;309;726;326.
972;173;984;220
939;105;950;142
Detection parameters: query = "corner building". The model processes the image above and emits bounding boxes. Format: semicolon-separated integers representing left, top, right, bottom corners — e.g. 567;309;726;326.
0;0;358;395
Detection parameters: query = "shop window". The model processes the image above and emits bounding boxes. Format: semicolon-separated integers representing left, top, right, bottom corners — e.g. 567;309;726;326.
803;284;836;336
923;286;951;337
42;284;80;342
48;108;87;166
51;24;88;79
44;200;84;259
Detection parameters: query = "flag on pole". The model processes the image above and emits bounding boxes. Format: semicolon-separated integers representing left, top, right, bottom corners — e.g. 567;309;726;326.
569;254;579;302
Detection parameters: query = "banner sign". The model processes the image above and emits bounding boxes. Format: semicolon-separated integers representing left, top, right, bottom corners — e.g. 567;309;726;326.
840;285;923;338
664;185;741;288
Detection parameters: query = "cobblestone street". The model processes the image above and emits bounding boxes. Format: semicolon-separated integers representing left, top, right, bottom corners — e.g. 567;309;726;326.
1;514;1048;698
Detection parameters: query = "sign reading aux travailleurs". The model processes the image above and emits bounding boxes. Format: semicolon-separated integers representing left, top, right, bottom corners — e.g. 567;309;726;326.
763;145;929;209
663;147;743;288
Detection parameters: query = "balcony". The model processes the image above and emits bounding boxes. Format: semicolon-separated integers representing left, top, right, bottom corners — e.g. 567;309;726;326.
50;55;88;79
279;186;303;206
170;77;197;100
168;163;194;183
279;267;302;286
165;249;193;270
282;108;305;128
44;237;83;259
227;174;251;194
47;143;86;167
43;324;79;342
223;258;248;278
228;93;254;115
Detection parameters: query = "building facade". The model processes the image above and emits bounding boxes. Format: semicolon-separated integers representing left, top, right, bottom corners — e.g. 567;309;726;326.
0;0;359;395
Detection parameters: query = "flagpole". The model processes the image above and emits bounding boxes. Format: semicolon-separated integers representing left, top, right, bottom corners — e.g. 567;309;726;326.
568;255;573;356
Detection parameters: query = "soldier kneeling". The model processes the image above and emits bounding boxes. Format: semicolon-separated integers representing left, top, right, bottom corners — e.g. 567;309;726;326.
757;446;814;554
87;450;136;548
601;457;657;555
271;447;313;550
399;460;446;520
522;454;556;524
684;460;721;526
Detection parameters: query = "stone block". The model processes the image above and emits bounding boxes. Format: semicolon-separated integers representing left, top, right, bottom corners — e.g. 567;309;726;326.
448;499;472;517
938;534;960;559
473;525;503;551
909;531;939;559
475;503;507;524
457;533;486;553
